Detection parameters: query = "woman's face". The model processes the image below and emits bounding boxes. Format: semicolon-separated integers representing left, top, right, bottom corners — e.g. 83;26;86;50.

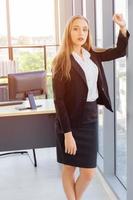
70;18;89;48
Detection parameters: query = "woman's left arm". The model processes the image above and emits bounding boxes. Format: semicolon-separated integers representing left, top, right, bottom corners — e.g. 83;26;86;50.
95;14;130;62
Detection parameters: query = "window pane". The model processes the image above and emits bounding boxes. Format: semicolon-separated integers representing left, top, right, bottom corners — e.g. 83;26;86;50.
13;47;44;72
9;0;55;45
0;0;8;46
95;0;104;160
0;49;9;60
114;0;128;187
46;46;59;74
95;0;103;47
83;0;86;17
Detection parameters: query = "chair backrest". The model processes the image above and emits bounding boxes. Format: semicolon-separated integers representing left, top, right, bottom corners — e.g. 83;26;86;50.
8;71;47;100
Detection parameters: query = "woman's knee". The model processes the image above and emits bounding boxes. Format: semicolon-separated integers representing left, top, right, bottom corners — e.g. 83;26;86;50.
62;164;76;175
80;168;96;181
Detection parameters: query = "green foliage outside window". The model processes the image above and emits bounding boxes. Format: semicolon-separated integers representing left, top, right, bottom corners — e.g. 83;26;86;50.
18;51;44;72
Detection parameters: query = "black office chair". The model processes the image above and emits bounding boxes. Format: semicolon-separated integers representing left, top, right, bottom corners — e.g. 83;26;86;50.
0;71;47;167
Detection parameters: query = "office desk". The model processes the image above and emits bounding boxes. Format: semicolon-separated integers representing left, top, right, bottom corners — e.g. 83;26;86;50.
0;99;56;151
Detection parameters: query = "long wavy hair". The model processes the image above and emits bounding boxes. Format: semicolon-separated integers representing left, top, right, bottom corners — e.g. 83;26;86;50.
52;15;93;80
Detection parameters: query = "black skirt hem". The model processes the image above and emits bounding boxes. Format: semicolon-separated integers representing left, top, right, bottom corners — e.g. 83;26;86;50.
57;159;97;168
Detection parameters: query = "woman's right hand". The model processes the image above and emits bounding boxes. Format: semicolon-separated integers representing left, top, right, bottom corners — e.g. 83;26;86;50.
64;132;77;155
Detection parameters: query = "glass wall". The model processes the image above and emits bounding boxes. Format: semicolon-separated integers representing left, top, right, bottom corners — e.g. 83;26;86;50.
95;0;104;162
114;0;128;187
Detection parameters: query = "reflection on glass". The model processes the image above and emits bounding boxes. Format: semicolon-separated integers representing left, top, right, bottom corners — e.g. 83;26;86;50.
95;0;104;158
114;0;127;187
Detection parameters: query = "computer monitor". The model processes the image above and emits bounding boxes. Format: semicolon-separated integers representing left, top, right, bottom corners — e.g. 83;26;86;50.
8;71;47;109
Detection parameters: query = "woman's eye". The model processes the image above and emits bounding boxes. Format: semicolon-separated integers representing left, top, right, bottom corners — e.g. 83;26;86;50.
72;27;88;32
73;27;78;31
83;28;88;32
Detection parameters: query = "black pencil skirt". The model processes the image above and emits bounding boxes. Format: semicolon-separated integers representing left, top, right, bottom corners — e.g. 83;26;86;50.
56;101;98;168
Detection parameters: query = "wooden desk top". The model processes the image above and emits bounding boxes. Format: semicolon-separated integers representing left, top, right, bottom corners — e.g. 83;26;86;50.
0;99;56;117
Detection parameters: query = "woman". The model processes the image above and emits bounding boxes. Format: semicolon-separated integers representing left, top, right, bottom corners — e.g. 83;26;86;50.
52;14;129;200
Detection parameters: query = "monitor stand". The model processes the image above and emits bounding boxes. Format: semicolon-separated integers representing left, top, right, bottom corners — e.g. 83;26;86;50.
28;93;37;110
16;94;42;111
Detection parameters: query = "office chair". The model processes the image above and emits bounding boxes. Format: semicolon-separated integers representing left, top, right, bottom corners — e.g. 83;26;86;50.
0;71;47;167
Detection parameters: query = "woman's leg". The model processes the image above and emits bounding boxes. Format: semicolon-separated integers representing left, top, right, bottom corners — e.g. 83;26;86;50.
62;164;76;200
75;167;96;200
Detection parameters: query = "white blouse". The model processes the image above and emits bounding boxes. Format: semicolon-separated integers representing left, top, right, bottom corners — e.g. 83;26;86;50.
72;48;99;102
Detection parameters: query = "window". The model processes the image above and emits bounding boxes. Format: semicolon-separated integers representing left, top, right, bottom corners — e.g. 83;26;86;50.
82;0;86;17
9;0;55;45
114;0;128;187
0;0;8;60
0;0;7;46
95;0;103;47
0;0;56;99
95;0;104;166
9;0;56;75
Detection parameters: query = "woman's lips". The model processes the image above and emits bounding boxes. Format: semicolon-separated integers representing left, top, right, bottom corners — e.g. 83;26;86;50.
77;37;84;41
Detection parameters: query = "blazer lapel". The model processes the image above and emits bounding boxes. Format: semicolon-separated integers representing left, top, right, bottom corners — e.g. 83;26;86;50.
70;55;87;86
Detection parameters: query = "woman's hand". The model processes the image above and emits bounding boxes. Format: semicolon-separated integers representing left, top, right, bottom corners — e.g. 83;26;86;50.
113;13;126;28
64;132;77;155
113;13;127;37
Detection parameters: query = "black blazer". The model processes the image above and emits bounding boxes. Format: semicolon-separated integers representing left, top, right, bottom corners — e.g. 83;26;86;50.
52;31;130;133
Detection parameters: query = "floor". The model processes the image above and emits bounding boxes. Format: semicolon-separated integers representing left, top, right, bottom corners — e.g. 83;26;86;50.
0;148;115;200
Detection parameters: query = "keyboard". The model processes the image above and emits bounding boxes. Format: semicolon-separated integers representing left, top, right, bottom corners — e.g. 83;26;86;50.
0;100;23;106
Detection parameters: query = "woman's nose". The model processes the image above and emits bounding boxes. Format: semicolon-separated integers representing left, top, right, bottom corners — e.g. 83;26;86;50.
78;29;83;35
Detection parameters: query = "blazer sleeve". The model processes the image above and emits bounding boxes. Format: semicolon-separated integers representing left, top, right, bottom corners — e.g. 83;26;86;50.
52;72;71;133
95;30;130;62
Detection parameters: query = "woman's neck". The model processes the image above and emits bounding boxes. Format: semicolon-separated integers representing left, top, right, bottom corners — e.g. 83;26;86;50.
73;46;83;57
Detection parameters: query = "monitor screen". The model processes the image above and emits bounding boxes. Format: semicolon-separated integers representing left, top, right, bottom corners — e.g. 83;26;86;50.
8;71;47;101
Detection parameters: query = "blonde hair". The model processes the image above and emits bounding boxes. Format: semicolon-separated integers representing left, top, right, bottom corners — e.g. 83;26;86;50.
52;15;93;80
